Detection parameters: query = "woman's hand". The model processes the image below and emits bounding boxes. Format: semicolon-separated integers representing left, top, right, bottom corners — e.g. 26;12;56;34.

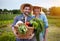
43;28;48;41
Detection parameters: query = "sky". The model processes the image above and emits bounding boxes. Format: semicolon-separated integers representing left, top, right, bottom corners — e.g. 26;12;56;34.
0;0;60;10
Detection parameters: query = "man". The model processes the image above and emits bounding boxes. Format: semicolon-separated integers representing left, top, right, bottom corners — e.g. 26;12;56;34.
33;6;48;41
12;3;34;41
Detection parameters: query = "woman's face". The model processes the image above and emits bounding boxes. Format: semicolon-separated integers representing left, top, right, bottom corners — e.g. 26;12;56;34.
33;9;40;15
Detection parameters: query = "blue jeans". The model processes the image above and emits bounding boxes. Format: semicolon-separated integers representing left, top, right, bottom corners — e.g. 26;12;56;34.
39;30;47;41
16;36;36;41
39;32;44;41
16;38;31;41
31;33;44;41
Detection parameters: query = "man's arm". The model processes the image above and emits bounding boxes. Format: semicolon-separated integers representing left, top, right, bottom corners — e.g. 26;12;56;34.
12;16;18;27
12;16;18;36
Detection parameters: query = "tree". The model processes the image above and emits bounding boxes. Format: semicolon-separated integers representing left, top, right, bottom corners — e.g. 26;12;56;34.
0;9;2;14
49;7;60;16
3;9;8;12
12;9;21;14
3;9;8;14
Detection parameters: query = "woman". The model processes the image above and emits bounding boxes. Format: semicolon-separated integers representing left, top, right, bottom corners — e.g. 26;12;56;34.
33;6;48;41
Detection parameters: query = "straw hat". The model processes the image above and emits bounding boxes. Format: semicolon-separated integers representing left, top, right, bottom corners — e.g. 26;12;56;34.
33;6;41;11
20;3;33;13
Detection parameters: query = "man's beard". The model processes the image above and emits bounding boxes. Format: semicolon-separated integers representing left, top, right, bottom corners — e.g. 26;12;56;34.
24;12;30;16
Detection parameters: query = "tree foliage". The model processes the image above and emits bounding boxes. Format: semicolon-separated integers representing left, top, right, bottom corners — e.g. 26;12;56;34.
49;7;60;16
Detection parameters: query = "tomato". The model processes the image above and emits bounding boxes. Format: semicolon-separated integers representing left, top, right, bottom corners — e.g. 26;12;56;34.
25;22;30;26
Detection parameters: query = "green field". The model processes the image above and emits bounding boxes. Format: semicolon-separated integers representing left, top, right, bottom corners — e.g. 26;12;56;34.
47;15;60;27
0;14;20;28
0;14;60;41
47;15;60;41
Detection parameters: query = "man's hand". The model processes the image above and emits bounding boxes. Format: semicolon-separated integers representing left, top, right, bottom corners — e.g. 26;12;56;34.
12;27;18;36
28;33;34;39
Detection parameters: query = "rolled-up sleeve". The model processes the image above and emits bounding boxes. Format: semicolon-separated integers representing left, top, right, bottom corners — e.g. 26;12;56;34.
12;16;18;27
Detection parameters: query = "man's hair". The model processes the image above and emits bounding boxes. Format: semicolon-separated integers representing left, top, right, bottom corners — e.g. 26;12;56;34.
33;6;41;11
23;4;31;9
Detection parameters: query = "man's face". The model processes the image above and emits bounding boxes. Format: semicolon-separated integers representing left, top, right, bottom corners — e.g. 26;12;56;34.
23;7;31;15
33;9;41;15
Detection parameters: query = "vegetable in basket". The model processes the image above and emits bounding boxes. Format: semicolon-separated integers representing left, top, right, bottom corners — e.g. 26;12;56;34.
18;24;27;34
15;21;28;34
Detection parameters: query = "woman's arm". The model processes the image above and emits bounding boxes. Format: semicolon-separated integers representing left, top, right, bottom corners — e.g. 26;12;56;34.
43;14;48;41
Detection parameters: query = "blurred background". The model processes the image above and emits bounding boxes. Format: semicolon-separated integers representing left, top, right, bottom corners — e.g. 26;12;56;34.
0;0;60;41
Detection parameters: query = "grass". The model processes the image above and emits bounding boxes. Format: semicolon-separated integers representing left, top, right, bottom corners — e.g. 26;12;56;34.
0;30;16;41
47;15;60;41
47;26;60;41
47;15;60;27
0;14;19;28
0;23;16;41
0;14;19;21
0;20;13;28
0;14;18;41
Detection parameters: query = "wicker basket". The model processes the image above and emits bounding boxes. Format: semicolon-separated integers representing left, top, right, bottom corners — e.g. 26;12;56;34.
14;25;34;39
